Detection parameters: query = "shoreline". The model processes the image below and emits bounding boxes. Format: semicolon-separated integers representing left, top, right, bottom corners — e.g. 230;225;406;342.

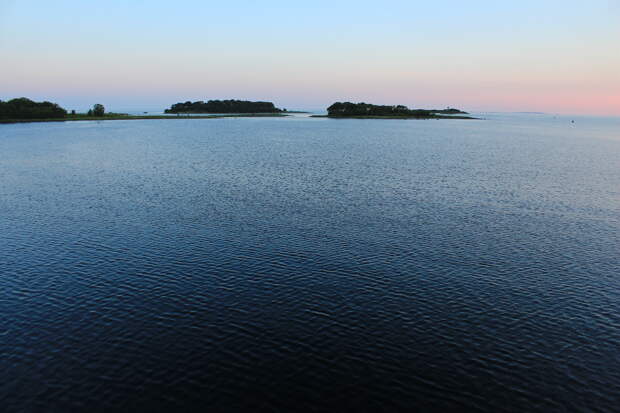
0;113;289;125
0;113;481;124
311;115;478;120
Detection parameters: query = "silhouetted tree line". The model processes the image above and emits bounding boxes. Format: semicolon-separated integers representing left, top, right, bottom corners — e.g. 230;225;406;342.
431;108;468;114
165;100;283;114
327;102;467;117
87;104;105;116
0;97;67;119
327;102;437;117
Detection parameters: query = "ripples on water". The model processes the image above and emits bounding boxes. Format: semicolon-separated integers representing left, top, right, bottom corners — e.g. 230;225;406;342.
1;114;619;412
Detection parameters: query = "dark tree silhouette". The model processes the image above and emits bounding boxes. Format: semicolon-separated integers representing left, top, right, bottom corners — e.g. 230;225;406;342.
0;97;67;119
326;102;467;117
165;100;282;114
92;104;105;117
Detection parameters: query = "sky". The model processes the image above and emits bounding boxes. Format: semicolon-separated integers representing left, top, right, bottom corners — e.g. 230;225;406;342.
1;0;619;115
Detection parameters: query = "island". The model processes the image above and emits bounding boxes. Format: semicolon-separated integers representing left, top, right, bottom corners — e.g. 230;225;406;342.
164;99;285;114
0;97;288;124
0;97;67;120
1;97;473;124
432;108;469;115
313;102;475;119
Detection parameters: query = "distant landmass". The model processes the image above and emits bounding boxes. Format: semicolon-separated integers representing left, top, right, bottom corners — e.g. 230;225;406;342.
0;97;288;124
433;108;468;114
321;102;472;119
165;100;284;114
1;97;474;124
0;97;67;120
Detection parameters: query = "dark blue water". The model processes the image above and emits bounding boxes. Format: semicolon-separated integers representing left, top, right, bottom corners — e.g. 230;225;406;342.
1;114;619;412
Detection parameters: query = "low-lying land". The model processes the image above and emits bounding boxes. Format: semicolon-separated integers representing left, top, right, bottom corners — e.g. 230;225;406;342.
0;97;291;124
319;102;476;119
311;114;474;120
0;113;288;123
1;97;476;124
0;113;288;124
165;99;285;114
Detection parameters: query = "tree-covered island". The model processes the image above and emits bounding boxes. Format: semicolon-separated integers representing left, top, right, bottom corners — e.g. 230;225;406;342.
0;99;132;123
0;98;67;120
165;100;284;114
0;97;288;123
320;102;474;119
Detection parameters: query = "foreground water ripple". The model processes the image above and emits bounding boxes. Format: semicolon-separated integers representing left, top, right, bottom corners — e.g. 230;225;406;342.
1;114;619;412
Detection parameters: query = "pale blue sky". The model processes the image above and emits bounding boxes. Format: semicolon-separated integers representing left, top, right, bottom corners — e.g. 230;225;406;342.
1;0;618;114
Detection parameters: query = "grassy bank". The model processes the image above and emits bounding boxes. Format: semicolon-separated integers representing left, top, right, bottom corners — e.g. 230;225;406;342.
0;113;289;124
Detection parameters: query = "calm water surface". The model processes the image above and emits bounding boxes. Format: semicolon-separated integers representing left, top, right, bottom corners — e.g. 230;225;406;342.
1;114;619;412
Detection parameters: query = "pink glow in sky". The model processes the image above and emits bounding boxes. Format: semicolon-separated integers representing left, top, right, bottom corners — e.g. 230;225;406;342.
1;1;619;115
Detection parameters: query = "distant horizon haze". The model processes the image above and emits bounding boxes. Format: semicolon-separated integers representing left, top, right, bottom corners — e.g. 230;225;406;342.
1;0;618;116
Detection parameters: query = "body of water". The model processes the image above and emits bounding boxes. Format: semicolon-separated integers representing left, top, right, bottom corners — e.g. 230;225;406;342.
1;114;619;412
